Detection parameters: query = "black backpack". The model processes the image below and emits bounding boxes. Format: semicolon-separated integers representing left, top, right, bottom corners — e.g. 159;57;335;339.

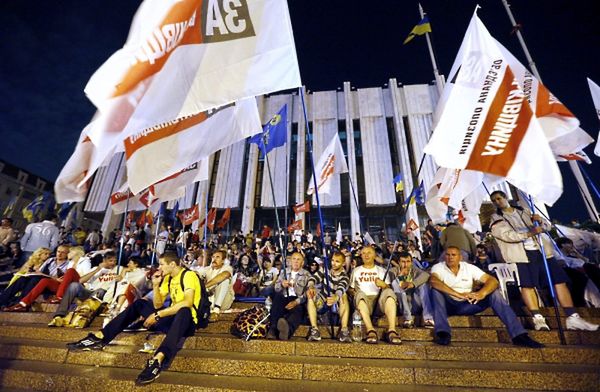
168;268;212;329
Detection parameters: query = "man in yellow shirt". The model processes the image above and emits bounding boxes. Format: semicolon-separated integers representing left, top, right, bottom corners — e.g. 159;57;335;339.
66;251;201;385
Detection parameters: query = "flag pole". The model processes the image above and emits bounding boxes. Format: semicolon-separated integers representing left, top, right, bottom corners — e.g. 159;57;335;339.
500;0;599;223
418;3;445;96
300;86;336;339
260;135;287;276
113;192;130;299
150;204;163;267
203;184;210;252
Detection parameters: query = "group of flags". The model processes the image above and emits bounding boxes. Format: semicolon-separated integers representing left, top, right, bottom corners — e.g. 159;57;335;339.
55;0;302;216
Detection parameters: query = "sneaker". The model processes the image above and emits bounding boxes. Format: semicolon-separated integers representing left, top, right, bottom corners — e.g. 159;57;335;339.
307;327;321;341
512;333;545;348
566;313;600;331
277;318;290;340
532;314;550;331
402;319;415;329
338;328;352;343
48;316;64;328
433;331;451;346
66;333;106;351
135;359;162;385
423;319;435;329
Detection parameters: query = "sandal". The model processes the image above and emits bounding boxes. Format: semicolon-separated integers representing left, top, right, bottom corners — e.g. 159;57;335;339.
365;329;378;344
385;330;402;345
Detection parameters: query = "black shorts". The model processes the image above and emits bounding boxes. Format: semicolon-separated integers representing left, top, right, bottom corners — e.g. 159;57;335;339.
516;251;569;289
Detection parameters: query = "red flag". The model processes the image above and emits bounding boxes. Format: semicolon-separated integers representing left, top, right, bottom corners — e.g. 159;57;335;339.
216;208;231;229
293;200;310;214
288;219;302;233
125;211;135;228
407;218;419;232
207;208;217;232
315;223;321;237
179;206;199;226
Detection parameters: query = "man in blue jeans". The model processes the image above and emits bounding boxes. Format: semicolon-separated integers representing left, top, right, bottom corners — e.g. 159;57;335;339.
429;246;542;348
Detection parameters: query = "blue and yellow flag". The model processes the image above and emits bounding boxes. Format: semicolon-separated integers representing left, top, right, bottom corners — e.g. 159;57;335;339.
22;192;54;222
403;16;432;44
3;196;16;217
402;181;425;207
393;173;404;192
249;104;288;155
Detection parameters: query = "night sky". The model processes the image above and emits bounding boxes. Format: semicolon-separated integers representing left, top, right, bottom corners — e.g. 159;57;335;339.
1;0;599;222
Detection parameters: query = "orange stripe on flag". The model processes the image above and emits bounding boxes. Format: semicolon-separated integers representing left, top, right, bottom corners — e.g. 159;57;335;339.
535;82;575;119
113;0;204;98
466;67;532;177
124;112;208;158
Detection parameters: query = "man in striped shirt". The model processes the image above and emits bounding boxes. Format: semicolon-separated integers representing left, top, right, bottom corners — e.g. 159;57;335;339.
306;252;352;342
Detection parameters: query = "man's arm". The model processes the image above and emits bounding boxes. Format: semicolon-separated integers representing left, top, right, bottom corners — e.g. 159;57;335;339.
157;288;195;318
205;271;231;289
429;273;468;300
465;273;499;303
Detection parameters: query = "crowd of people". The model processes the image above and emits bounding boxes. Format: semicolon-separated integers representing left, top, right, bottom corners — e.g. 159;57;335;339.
0;200;599;384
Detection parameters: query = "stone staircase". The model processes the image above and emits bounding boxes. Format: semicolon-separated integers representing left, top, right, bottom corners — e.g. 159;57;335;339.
0;302;598;391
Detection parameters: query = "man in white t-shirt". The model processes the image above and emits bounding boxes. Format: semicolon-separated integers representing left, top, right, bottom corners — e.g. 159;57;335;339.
348;246;401;344
429;246;542;348
196;250;234;319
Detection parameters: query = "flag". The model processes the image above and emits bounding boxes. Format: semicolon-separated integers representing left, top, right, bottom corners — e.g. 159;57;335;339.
54;121;101;203
424;12;562;206
407;218;419;232
125;211;135;228
307;134;348;196
155;203;167;224
110;183;159;214
287;219;302;233
137;209;154;227
336;223;343;244
403;16;432;45
206;208;217;232
293;200;310;214
124;99;260;194
249;104;288;155
393;173;404;192
170;201;180;222
22;193;54;223
315;222;321;237
3;197;16;217
216;208;231;229
179;205;199;226
56;202;76;221
151;161;209;202
403;181;425;207
587;78;600;156
77;0;300;192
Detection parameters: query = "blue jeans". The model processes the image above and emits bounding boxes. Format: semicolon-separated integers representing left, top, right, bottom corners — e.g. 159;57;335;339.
431;288;525;338
396;284;434;321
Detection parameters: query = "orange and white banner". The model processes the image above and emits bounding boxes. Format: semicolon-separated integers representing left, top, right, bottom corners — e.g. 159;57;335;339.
180;205;200;226
110;184;158;214
151;160;209;201
425;13;562;206
293;200;310;214
587;78;600;157
125;99;260;194
307;134;348;196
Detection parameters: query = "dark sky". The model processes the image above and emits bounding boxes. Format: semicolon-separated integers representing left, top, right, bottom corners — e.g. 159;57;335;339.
1;0;599;222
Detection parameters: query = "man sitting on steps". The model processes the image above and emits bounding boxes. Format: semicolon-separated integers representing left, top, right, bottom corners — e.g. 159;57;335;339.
66;251;201;385
429;246;543;348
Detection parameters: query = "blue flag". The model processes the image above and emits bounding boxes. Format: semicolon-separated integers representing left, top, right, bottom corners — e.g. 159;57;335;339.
170;201;180;222
155;202;167;224
22;192;54;222
249;104;287;155
414;181;425;205
57;202;76;221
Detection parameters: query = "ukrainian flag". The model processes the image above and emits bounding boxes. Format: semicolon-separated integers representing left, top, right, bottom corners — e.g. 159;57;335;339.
403;16;432;44
393;174;404;192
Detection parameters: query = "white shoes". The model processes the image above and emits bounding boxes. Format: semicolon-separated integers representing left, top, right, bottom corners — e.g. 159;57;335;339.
566;313;599;331
532;314;550;331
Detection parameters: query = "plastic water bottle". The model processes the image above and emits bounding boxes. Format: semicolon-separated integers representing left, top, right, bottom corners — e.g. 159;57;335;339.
264;297;272;312
351;311;363;342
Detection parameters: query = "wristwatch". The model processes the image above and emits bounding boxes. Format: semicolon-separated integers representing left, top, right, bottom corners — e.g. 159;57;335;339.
154;312;161;322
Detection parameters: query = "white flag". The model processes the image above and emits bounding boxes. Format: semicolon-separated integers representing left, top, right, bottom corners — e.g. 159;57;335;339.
125;99;260;194
336;223;343;244
85;0;300;149
307;134;349;196
587;78;600;157
424;13;562;206
110;184;158;214
152;160;210;202
55;125;97;203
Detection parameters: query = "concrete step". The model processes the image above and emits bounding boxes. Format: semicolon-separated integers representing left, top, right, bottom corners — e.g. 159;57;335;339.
1;326;599;366
0;359;538;392
0;338;597;390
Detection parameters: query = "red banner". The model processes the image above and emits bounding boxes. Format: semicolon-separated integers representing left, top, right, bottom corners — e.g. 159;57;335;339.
179;205;199;226
293;200;310;214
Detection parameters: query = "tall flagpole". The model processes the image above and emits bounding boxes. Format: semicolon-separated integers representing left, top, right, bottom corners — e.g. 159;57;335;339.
500;0;599;223
113;192;130;298
300;86;335;338
418;3;445;96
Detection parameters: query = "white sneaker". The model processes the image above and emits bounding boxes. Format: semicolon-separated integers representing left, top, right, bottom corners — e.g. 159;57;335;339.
566;313;599;331
532;314;550;331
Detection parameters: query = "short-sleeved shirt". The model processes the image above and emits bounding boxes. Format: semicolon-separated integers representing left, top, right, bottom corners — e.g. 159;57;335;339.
431;261;486;301
350;265;391;296
160;269;202;324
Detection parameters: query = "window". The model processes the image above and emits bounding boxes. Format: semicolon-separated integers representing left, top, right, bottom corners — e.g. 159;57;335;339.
17;171;28;184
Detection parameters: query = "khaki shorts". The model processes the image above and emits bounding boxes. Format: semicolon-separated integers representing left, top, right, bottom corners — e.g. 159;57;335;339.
354;288;396;315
